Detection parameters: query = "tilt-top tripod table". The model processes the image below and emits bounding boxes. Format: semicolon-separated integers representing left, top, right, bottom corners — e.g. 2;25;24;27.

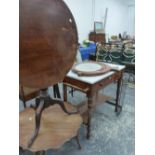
19;0;82;154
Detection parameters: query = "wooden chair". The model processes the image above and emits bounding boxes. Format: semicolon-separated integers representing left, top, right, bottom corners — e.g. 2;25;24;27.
121;47;135;84
19;86;40;108
96;43;109;62
20;84;62;108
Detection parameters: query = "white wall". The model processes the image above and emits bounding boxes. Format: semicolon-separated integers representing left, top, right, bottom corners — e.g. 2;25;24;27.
64;0;135;43
64;0;93;43
127;5;135;37
94;0;129;37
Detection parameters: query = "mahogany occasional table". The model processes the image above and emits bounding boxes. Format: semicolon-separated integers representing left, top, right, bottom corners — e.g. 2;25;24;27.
19;0;81;153
20;103;82;155
63;63;125;139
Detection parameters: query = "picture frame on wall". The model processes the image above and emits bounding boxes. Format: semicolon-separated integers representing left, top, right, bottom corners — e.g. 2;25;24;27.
94;21;104;33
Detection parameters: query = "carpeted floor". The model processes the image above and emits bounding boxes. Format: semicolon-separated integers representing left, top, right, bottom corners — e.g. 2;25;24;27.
19;78;135;155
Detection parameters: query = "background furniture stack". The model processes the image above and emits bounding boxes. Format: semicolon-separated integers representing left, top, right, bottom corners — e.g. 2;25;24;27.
96;41;135;83
89;32;106;43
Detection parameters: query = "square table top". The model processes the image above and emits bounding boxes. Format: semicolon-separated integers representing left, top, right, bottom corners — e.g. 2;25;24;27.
66;63;125;84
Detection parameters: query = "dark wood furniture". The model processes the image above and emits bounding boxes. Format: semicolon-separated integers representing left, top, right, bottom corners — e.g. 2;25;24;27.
63;63;125;139
20;0;78;89
19;84;61;108
19;86;40;108
20;103;82;154
19;0;80;153
89;32;106;43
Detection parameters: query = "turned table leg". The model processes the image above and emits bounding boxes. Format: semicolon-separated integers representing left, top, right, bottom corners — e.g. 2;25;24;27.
75;132;82;149
115;75;123;112
63;84;67;102
87;107;91;139
53;84;61;99
86;91;94;139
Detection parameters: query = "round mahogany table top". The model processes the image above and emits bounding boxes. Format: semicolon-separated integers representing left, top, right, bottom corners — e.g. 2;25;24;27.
20;0;78;89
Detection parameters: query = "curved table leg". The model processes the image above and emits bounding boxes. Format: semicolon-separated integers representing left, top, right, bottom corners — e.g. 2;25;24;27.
75;132;82;150
27;88;78;148
115;75;123;113
86;96;93;139
28;99;44;148
49;98;78;115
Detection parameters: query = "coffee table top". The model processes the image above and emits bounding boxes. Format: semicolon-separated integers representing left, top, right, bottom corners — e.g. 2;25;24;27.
66;63;125;84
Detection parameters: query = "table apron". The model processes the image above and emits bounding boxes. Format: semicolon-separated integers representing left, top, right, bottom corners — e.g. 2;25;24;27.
92;71;122;92
64;71;122;94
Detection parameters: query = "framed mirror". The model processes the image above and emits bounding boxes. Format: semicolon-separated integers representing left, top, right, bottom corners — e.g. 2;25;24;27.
94;21;104;33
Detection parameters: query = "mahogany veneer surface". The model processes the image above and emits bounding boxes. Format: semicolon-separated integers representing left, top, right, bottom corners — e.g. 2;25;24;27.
20;0;78;88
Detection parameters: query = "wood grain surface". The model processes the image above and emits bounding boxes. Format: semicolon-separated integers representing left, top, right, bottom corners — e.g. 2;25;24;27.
19;103;82;152
20;0;78;88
